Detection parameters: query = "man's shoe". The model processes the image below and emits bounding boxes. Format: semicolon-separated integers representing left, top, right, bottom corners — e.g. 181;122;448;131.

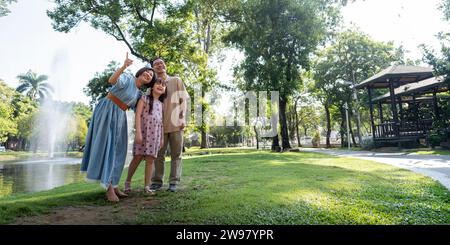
150;183;162;191
168;184;177;192
144;186;156;195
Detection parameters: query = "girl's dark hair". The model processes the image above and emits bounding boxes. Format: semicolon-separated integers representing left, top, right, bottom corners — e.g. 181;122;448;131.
135;67;157;87
147;78;167;115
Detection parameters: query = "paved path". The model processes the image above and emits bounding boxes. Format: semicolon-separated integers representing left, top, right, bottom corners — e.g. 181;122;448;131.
301;148;450;191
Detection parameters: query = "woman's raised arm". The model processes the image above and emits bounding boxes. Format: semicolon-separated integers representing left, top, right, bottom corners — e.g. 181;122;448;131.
108;52;133;85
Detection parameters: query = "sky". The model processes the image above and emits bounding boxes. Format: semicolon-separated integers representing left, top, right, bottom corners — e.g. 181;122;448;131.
0;0;449;105
341;0;450;61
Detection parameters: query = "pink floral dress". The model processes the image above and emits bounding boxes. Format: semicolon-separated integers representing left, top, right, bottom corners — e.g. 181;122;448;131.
133;95;163;158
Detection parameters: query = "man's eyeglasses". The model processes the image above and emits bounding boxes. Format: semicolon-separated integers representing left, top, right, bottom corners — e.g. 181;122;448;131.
155;80;167;87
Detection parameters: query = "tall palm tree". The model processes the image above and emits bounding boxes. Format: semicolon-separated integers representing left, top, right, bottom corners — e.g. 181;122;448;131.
16;70;54;101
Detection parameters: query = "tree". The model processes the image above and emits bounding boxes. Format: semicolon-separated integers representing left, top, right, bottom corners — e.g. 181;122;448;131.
15;112;36;150
48;1;235;149
16;70;54;101
0;80;16;144
224;0;345;151
422;1;450;83
419;0;450;142
298;105;321;138
9;90;38;150
66;115;88;151
72;102;92;123
0;0;15;17
189;0;230;148
313;29;404;147
70;102;91;150
83;61;119;107
48;0;198;78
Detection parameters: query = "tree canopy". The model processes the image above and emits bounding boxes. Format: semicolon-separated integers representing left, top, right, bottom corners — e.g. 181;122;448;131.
16;70;54;102
223;0;347;150
0;0;15;17
48;0;197;75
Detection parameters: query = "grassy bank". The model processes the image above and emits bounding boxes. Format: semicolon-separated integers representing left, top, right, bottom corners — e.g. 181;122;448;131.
1;149;449;224
405;149;450;156
0;151;83;161
332;146;450;155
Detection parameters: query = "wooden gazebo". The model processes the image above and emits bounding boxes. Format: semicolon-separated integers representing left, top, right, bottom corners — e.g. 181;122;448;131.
355;65;448;144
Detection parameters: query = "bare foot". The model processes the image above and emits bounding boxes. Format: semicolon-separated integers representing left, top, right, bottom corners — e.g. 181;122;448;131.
114;188;128;198
106;191;119;203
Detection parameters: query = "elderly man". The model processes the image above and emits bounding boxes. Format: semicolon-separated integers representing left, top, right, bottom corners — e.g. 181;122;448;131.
150;57;189;192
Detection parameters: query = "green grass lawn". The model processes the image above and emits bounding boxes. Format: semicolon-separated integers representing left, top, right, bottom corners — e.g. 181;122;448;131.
334;146;450;156
405;149;450;156
0;149;449;224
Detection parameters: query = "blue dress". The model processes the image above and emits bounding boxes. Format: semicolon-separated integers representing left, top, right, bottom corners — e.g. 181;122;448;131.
81;73;141;189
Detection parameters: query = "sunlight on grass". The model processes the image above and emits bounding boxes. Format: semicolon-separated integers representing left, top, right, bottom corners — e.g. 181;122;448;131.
412;150;450;156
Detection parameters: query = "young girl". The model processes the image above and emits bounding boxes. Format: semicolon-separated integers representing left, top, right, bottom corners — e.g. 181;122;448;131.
124;77;167;194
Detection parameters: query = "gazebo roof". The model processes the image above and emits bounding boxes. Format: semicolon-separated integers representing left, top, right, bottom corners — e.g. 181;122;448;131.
355;65;434;89
371;76;447;103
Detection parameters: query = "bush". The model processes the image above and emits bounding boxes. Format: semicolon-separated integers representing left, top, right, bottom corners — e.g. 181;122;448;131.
428;131;447;148
361;137;375;150
312;131;321;147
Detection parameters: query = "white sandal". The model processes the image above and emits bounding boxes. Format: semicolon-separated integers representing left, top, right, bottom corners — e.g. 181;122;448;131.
124;181;132;193
144;186;155;195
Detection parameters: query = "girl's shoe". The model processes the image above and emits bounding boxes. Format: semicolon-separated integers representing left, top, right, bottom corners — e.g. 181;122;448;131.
124;181;132;193
144;186;155;195
114;188;129;198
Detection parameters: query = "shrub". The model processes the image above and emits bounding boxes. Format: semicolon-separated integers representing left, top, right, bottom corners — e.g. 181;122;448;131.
361;137;375;150
312;131;321;147
428;131;447;148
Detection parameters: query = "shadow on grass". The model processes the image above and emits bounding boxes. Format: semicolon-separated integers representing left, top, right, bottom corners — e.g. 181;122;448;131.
0;183;106;224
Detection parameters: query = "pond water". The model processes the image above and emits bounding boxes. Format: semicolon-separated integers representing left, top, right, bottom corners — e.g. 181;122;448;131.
0;157;85;197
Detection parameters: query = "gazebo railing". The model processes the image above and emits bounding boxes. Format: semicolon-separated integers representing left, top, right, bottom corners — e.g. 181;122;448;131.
374;122;397;139
374;119;433;139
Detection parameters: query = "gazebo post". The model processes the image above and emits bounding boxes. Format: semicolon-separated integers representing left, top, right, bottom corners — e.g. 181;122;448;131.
367;87;376;140
388;78;399;138
378;101;383;123
433;90;439;119
398;96;403;129
378;101;383;138
413;94;419;131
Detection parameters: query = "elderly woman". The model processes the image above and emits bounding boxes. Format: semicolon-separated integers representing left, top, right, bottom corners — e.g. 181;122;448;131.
81;53;156;202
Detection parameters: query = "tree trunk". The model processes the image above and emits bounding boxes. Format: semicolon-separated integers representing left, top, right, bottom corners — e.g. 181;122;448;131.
348;113;357;147
324;102;331;148
199;18;211;149
352;72;363;146
279;96;291;150
340;107;346;148
294;100;301;148
254;126;260;150
271;135;281;152
354;106;363;146
200;87;207;149
17;138;22;151
5;137;11;150
201;130;207;148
